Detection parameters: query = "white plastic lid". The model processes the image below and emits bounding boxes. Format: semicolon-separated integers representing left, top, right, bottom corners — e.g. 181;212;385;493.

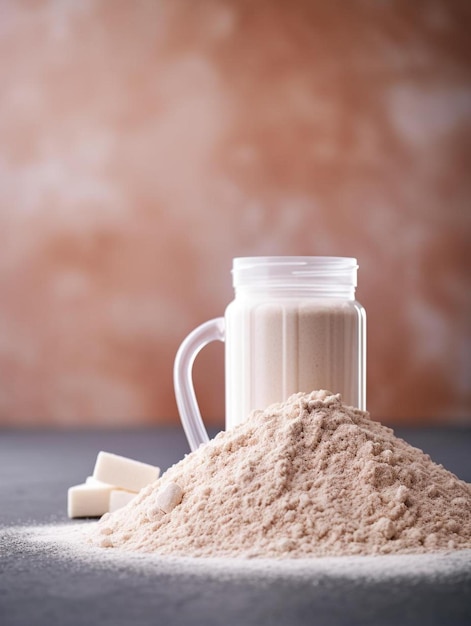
232;257;358;289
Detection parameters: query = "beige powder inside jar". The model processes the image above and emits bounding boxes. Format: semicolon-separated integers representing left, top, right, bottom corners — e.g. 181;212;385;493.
225;301;364;430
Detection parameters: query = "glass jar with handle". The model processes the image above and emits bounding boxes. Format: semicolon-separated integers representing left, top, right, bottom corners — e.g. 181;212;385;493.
174;256;366;451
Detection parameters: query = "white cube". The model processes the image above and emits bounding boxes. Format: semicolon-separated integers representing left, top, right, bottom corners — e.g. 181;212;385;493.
92;451;160;493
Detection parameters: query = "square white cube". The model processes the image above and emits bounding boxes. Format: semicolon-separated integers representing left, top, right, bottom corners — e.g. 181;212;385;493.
92;451;160;493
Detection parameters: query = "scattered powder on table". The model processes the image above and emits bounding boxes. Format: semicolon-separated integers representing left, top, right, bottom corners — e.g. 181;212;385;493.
87;390;471;558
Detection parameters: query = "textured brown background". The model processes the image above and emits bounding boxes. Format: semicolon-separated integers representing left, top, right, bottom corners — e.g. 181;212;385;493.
0;0;470;427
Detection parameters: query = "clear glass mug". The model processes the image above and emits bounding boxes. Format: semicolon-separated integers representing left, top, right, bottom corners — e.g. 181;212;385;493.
174;257;366;451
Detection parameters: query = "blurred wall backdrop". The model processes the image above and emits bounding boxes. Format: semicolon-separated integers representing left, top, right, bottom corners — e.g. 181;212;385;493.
0;0;470;427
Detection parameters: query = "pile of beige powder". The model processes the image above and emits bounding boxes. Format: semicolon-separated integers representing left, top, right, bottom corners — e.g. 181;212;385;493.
87;390;471;558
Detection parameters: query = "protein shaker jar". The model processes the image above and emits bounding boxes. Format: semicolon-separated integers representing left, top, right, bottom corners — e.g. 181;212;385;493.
174;256;366;451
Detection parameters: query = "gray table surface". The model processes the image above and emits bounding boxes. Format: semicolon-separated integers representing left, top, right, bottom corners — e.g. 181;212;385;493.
1;425;470;626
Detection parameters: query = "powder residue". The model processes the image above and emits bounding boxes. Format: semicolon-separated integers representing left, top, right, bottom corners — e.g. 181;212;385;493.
87;391;471;558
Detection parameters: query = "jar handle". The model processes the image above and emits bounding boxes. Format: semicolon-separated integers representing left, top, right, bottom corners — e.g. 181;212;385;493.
173;318;225;451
